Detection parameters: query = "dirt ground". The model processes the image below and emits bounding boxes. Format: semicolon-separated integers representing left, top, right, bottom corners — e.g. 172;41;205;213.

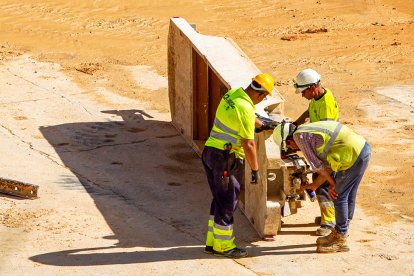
0;0;413;275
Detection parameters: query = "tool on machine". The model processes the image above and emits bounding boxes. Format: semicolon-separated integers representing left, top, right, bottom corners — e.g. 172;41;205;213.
286;154;316;202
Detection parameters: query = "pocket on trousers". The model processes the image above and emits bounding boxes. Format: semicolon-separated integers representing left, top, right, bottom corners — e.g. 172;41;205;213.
222;175;229;191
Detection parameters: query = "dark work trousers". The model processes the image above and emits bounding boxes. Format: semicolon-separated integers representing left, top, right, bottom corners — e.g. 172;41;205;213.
201;146;244;226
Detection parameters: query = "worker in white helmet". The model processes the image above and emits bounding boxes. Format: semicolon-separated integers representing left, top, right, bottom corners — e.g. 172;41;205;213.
293;69;339;125
272;121;371;253
293;69;339;236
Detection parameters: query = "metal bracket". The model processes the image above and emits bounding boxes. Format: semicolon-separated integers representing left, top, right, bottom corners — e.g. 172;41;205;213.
0;177;39;199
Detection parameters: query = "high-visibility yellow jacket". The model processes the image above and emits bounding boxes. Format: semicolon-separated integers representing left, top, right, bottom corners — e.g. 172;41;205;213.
295;121;366;172
309;88;339;123
205;87;255;159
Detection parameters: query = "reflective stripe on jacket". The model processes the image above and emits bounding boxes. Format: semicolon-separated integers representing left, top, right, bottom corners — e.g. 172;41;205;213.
296;121;366;171
205;87;255;159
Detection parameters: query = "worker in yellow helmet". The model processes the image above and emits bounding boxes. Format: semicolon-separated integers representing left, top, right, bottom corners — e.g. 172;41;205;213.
202;73;274;258
273;121;371;253
293;69;339;237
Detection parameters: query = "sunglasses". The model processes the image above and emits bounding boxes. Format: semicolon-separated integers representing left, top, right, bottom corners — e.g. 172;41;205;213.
293;83;312;89
293;82;313;95
294;80;320;92
250;82;268;92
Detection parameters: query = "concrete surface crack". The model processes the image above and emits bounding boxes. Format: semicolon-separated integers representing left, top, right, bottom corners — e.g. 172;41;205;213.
0;97;53;105
60;139;147;152
5;66;92;115
0;124;64;168
1;123;201;244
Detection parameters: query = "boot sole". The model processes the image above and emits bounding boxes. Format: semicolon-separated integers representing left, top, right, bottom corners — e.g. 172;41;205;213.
204;246;216;255
213;251;248;258
316;247;350;253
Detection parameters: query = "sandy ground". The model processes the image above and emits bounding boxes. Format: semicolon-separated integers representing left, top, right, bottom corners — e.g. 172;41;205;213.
0;0;413;275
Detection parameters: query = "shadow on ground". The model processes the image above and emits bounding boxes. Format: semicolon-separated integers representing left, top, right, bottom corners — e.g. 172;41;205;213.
30;109;315;266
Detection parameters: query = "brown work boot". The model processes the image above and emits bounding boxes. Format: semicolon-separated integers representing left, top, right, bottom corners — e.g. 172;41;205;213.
316;232;350;253
316;226;332;236
316;228;337;245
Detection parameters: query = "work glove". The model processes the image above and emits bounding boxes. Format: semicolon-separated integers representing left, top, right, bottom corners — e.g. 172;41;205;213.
255;127;264;133
260;120;279;130
251;170;260;185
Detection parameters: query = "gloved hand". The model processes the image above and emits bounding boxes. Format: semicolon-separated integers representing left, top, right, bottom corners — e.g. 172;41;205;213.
251;170;260;184
259;120;278;130
255;127;264;133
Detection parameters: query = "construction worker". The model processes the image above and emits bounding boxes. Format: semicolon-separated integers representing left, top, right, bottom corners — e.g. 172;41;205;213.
293;69;339;236
202;73;275;258
272;121;371;253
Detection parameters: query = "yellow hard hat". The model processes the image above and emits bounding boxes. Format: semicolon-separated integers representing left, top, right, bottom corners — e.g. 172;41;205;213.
251;73;275;96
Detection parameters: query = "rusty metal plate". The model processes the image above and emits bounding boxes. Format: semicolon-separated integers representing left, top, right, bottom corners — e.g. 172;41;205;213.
0;177;39;199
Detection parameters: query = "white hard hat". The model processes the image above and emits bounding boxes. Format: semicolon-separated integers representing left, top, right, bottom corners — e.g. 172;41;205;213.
272;121;294;151
294;69;321;94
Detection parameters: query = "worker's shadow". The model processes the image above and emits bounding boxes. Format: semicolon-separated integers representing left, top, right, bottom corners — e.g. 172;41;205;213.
31;109;316;266
30;243;317;266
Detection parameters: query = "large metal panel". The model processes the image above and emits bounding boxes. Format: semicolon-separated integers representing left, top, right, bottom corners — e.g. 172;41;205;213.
208;67;228;131
193;49;209;140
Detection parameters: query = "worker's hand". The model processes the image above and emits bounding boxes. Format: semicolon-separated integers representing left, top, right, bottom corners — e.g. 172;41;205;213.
255;127;264;133
259;120;278;131
296;185;305;194
297;181;313;194
251;170;260;184
306;182;317;191
328;183;338;200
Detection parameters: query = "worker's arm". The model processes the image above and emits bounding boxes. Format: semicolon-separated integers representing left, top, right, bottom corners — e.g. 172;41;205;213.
242;138;260;184
294;110;309;126
255;117;263;128
308;168;335;190
298;168;337;199
315;168;338;199
293;132;338;197
242;138;259;171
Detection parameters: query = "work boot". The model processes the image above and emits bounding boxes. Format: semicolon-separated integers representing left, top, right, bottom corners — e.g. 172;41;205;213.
204;246;215;254
316;226;332;236
215;247;248;259
316;228;337;245
317;232;350;253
